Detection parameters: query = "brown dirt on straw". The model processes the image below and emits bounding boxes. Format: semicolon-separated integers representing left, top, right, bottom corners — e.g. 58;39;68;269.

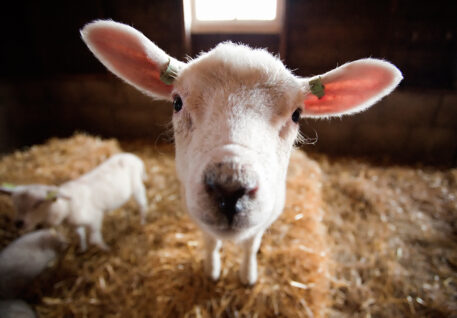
0;134;328;317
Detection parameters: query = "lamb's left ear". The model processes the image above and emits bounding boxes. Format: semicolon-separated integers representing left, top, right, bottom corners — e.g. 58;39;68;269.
45;190;71;202
80;20;185;100
302;59;403;118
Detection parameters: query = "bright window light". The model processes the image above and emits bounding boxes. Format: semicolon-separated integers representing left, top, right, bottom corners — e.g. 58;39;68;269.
195;0;277;21
184;0;284;34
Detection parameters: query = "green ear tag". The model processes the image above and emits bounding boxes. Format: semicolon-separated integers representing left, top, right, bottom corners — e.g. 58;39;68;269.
2;183;16;189
160;59;179;85
46;191;58;201
309;77;325;99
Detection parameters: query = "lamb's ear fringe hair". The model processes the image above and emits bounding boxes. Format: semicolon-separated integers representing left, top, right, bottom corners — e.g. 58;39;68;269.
184;54;193;63
294;129;318;147
154;120;175;148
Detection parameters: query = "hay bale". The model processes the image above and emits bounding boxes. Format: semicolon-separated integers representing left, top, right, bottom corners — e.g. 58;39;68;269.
0;135;328;317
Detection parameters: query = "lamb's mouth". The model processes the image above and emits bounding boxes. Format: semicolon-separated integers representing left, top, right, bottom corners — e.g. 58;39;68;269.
199;216;256;236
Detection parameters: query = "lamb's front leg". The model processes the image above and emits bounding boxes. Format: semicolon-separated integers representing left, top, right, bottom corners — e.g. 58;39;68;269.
203;234;222;281
87;213;109;251
76;226;87;252
89;226;109;251
239;232;264;285
133;180;148;225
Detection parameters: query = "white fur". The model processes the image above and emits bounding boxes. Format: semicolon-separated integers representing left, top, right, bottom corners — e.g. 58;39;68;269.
0;229;67;299
0;300;36;318
81;20;402;284
7;153;148;251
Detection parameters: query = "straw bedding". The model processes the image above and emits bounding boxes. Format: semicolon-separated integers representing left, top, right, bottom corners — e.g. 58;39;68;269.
0;134;328;317
315;154;457;317
1;134;456;317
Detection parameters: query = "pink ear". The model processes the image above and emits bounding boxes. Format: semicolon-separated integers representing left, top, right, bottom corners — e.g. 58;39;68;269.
81;20;184;100
303;59;402;117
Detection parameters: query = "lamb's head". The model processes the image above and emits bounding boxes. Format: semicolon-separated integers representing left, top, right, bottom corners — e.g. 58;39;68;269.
0;184;64;230
170;44;305;240
81;21;402;240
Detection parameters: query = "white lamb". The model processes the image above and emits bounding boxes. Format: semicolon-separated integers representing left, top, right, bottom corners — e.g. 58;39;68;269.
81;20;402;284
0;229;67;299
0;229;67;318
0;300;36;318
1;153;148;251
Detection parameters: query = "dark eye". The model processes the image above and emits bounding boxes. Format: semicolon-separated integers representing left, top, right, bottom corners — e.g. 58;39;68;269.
291;108;302;123
173;95;183;112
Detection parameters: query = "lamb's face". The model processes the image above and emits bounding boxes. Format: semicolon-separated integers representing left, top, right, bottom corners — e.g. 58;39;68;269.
11;185;59;231
172;45;304;240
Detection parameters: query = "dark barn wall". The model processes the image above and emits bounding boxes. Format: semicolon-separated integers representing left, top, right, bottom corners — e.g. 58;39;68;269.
0;0;456;165
287;0;457;89
0;0;185;150
285;0;457;164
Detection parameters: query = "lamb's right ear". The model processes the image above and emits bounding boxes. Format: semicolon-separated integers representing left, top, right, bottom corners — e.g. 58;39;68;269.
81;20;185;100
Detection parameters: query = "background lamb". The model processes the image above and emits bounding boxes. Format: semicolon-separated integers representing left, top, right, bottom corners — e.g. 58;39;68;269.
0;229;67;318
0;229;67;299
0;299;36;318
81;20;402;284
1;153;148;251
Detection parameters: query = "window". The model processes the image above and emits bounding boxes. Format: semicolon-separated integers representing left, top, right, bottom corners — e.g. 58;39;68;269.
183;0;284;34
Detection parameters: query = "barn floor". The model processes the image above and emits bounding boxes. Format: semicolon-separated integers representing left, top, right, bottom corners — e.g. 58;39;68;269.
312;153;457;317
0;134;456;317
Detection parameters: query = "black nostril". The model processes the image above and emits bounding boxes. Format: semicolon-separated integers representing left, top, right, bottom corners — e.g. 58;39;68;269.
204;162;259;224
15;220;24;229
205;180;248;224
217;187;246;212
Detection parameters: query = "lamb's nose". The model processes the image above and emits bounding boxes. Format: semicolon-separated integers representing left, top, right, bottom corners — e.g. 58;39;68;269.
205;181;250;223
204;163;258;224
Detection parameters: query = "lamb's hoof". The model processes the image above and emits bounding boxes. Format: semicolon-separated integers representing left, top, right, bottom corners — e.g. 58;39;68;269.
207;272;220;282
96;243;110;251
204;261;221;281
79;241;88;253
239;268;257;286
